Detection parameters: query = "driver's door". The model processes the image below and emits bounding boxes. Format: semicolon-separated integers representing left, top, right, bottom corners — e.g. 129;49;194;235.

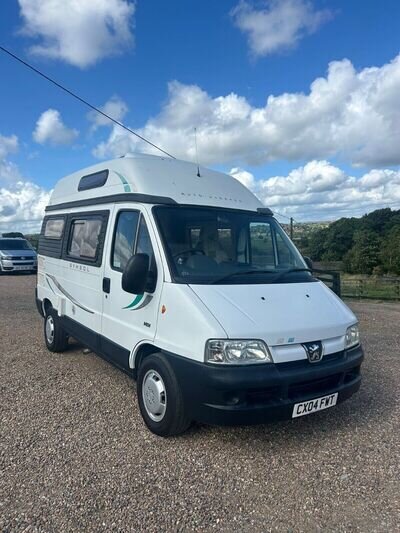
101;205;161;370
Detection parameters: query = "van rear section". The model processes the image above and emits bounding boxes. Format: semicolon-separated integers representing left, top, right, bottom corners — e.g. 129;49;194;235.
36;154;363;436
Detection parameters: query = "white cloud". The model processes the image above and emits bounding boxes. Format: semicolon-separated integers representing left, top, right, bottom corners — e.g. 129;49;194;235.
0;134;22;184
0;134;50;233
93;54;400;168
229;167;256;189
231;0;333;57
33;109;78;146
230;161;400;221
18;0;135;68
0;181;51;234
88;96;129;131
0;134;18;160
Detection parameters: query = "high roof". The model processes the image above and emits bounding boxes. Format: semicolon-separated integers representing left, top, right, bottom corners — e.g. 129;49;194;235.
48;153;263;211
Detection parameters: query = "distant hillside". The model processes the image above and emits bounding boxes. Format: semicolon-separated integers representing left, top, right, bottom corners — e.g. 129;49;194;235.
296;208;400;275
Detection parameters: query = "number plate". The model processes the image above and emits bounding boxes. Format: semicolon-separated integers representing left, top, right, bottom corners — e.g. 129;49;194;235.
292;392;338;418
15;266;31;270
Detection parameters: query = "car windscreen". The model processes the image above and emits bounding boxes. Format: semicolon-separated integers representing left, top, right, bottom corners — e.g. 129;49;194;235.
0;239;32;251
153;206;315;285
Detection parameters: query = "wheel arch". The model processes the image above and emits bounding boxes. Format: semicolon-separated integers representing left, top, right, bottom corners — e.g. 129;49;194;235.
130;341;161;372
42;297;53;316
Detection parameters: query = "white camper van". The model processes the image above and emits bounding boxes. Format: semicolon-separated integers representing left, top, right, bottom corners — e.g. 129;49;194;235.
36;154;363;436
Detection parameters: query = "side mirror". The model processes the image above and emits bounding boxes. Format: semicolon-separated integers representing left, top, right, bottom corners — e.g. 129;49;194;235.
303;256;313;270
122;253;149;294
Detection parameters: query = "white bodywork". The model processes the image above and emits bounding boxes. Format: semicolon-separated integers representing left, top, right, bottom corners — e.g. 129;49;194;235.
37;154;357;368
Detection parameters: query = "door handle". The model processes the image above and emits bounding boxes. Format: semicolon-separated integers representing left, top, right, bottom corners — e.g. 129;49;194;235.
102;277;111;294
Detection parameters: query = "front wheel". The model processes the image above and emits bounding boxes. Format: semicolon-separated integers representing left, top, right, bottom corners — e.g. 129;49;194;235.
44;309;69;352
137;353;191;437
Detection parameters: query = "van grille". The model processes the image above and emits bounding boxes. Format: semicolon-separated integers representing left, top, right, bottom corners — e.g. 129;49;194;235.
288;374;341;400
240;366;361;407
246;387;281;405
277;350;344;370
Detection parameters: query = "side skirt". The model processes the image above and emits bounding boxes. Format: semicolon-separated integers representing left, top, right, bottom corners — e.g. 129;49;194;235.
61;315;133;377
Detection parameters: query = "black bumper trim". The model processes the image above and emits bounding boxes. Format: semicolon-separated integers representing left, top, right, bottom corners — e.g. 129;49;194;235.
164;345;364;426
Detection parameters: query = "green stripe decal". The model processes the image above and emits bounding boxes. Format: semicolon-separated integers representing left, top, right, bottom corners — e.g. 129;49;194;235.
123;294;144;309
115;171;131;192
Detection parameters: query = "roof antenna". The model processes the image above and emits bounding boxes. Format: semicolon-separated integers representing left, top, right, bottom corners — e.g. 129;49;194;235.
194;127;201;177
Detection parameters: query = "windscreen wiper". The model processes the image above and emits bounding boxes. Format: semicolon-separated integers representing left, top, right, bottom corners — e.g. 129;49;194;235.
212;269;277;284
271;268;313;283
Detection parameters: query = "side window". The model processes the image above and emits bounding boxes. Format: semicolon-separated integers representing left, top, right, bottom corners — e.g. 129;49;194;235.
44;217;65;239
112;211;140;271
68;218;102;260
135;216;154;259
135;216;157;293
78;169;108;191
250;222;275;268
276;231;295;266
38;216;66;258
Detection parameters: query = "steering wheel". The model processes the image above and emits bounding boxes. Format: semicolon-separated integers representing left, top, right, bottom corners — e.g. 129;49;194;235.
172;249;205;263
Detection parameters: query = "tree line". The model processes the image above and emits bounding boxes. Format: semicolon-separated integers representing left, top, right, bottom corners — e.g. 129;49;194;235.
300;208;400;275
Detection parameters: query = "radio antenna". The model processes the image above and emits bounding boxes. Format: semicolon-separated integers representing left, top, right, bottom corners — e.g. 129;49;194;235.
194;127;201;177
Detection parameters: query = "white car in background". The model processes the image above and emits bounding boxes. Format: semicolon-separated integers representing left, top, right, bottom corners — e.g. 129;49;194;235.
0;237;37;273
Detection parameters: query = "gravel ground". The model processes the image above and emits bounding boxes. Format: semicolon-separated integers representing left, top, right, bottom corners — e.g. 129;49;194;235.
0;275;399;532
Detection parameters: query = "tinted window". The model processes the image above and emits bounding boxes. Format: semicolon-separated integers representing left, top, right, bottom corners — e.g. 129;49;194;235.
78;170;108;191
136;216;154;258
135;216;157;292
250;222;274;267
44;218;65;239
112;211;140;271
154;206;310;285
276;231;295;266
68;219;102;259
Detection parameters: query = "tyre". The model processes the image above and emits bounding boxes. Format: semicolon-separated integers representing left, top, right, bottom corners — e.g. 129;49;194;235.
137;353;191;437
44;308;69;352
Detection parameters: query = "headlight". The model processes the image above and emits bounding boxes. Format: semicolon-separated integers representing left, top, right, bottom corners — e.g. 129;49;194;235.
345;324;360;349
1;256;13;260
205;339;273;364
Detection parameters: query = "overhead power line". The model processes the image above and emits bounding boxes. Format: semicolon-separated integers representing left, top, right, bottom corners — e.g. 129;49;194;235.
273;210;299;223
0;45;176;160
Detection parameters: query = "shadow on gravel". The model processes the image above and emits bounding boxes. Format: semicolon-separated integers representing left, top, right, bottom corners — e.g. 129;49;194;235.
41;322;396;444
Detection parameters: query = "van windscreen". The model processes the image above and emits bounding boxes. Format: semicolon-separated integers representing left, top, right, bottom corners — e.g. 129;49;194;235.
154;206;315;285
0;239;31;251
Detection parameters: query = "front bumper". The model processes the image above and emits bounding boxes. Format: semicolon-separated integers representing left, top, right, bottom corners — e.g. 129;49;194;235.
167;344;363;426
0;259;37;272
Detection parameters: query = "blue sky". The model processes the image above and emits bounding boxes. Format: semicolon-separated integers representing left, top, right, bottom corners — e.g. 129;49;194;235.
1;0;400;231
